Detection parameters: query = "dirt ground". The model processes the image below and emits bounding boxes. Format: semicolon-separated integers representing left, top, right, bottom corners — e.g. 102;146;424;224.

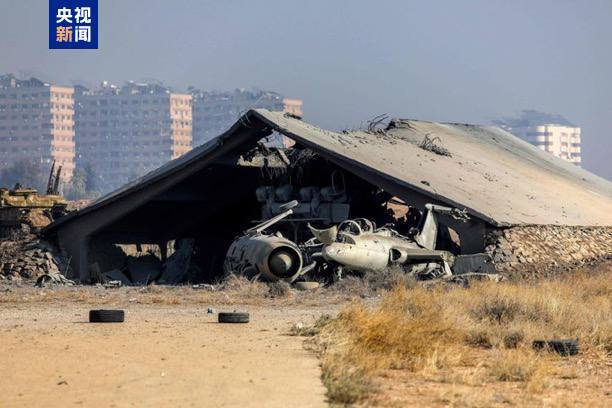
0;269;610;407
364;350;612;407
0;289;338;407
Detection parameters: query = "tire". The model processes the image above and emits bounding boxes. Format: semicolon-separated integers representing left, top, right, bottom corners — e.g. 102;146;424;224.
294;281;320;291
89;309;125;323
218;312;250;324
532;339;579;356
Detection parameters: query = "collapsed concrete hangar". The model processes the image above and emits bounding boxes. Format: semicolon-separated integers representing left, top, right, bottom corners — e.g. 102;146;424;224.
45;110;612;282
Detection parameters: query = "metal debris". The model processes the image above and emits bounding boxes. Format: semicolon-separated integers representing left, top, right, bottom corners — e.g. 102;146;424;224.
224;200;315;283
103;280;122;289
103;269;131;285
366;113;389;134
193;284;216;291
35;271;75;287
418;134;452;157
158;239;196;284
314;204;468;280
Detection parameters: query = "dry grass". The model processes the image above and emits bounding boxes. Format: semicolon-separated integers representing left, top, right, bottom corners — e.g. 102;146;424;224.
329;266;417;295
308;270;612;405
0;275;311;306
463;273;612;353
289;314;333;337
488;349;548;382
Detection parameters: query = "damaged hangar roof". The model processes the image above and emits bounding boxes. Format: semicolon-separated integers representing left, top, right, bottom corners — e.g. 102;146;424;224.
48;109;612;232
255;110;612;226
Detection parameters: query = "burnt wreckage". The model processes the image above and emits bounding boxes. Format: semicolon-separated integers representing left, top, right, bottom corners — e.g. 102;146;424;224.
225;199;473;283
44;110;612;284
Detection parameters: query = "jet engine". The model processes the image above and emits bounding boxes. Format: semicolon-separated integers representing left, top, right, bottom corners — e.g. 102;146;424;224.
223;200;313;282
224;234;303;282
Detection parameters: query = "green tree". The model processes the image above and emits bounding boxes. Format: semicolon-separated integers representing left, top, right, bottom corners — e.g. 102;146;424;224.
83;162;98;193
63;165;101;200
0;159;46;191
64;168;87;200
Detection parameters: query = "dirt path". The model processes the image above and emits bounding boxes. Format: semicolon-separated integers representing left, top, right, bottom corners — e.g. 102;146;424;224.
0;304;331;407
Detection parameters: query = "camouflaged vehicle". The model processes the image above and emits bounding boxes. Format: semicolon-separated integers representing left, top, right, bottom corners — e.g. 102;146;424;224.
0;187;67;235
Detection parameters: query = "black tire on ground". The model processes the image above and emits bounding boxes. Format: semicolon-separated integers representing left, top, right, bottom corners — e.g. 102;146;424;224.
218;312;250;324
89;309;125;323
532;339;579;356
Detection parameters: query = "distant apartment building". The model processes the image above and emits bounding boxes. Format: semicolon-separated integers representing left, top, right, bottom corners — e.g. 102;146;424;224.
190;88;303;146
494;110;581;166
0;74;75;181
75;81;192;191
283;98;303;118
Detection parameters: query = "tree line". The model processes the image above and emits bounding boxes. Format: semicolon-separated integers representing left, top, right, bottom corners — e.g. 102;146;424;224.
0;159;101;200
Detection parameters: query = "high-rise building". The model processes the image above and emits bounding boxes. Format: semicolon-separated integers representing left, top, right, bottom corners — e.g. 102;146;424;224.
75;81;192;191
494;110;581;166
1;77;299;193
0;74;75;181
283;98;303;118
190;88;303;146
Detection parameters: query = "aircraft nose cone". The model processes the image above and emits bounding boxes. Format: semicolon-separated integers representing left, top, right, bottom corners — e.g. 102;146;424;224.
322;244;350;263
269;250;295;277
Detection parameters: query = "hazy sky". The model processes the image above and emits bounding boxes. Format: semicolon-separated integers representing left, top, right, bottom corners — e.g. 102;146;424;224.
2;0;611;179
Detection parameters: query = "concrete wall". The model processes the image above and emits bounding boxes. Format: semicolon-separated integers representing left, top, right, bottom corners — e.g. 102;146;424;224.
485;225;612;279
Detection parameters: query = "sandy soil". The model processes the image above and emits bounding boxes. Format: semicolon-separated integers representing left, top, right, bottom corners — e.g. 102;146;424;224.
365;351;612;407
0;301;335;407
2;269;609;407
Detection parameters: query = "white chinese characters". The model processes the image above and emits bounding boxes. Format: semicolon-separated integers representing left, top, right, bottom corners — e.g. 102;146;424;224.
54;5;93;44
56;7;72;24
75;26;91;42
75;7;92;24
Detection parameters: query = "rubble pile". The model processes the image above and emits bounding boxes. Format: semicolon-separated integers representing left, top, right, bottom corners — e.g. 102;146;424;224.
0;233;73;285
486;225;612;279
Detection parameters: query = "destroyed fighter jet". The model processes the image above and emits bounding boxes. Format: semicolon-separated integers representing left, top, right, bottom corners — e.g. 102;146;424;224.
224;200;315;282
308;204;470;280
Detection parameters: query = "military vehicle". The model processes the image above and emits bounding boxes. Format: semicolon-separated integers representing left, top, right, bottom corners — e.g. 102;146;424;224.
0;163;67;236
0;187;67;235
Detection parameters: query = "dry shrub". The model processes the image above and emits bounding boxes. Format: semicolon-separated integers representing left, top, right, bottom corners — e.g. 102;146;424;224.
313;286;463;404
329;266;417;298
502;331;524;349
218;274;268;298
363;266;417;292
328;275;370;296
312;271;611;403
465;327;494;349
289;314;332;337
488;349;551;394
488;349;547;382
320;353;376;405
336;286;462;371
146;294;180;304
465;327;525;350
266;281;292;298
462;273;612;352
